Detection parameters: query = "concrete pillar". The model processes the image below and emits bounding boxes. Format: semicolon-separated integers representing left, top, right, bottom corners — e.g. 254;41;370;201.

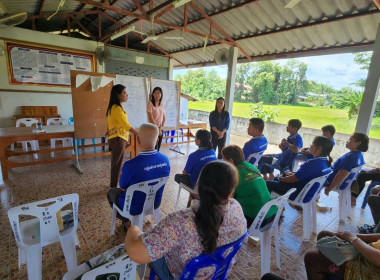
355;23;380;135
225;46;238;145
168;59;174;80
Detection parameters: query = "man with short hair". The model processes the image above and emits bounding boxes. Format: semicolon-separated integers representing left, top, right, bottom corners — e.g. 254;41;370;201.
107;123;170;231
242;118;268;166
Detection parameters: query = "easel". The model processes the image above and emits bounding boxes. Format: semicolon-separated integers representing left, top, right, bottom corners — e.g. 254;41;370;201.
169;129;185;155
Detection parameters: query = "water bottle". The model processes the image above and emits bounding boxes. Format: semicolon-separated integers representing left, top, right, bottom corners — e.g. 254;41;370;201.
37;118;43;130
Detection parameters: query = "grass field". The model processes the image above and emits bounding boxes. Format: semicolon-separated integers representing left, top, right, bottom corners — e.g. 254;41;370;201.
188;101;380;138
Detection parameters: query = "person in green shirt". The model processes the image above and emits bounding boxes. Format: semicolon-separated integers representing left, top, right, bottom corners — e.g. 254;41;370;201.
221;145;277;228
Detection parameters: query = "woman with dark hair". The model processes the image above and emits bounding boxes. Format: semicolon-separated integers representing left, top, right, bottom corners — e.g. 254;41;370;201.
221;145;276;228
209;97;230;159
106;84;137;188
147;87;166;151
266;136;333;201
174;129;216;191
125;161;247;279
324;132;369;196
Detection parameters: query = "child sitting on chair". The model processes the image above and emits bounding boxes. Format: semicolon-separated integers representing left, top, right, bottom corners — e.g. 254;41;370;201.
242;118;268;166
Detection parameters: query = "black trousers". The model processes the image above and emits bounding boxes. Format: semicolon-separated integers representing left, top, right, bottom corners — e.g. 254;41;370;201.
211;131;226;159
155;132;163;152
352;171;380;198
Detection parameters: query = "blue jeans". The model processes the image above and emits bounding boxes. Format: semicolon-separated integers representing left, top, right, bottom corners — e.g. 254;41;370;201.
150;256;174;280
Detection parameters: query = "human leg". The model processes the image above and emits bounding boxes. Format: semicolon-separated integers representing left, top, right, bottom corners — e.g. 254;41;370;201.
216;133;227;159
261;273;285;280
109;137;127;188
352;172;380;198
266;180;293;196
368;193;380;225
155;133;163;152
107;188;129;224
150;256;174;280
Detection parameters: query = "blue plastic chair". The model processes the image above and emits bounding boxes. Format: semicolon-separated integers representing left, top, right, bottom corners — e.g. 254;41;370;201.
68;117;98;154
149;231;249;280
361;181;380;209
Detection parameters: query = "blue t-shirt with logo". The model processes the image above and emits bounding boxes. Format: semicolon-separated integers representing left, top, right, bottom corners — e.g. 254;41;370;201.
278;133;303;168
326;151;364;188
185;148;217;187
243;136;268;165
118;150;170;214
290;157;331;201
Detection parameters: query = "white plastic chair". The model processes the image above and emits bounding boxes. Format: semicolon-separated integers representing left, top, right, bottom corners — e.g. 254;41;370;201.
333;165;363;223
174;182;198;211
246;152;264;167
289;172;332;241
7;194;79;280
47;118;73;157
12;118;40;159
249;188;296;277
110;177;169;236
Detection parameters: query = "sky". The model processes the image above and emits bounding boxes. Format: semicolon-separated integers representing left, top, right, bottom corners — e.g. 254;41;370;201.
173;53;370;90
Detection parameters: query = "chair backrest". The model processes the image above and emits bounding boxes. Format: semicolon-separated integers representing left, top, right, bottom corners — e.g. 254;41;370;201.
81;254;136;280
249;188;296;237
7;194;79;248
16;118;38;127
122;177;169;217
68;117;74;125
246;152;264;167
336;165;364;191
291;172;332;204
179;231;249;280
47;118;67;126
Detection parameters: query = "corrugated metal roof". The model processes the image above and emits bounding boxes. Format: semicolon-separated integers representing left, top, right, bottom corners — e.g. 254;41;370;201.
1;0;379;67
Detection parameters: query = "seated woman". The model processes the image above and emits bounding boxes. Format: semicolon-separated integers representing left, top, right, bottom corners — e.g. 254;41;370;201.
324;133;369;196
266;136;333;201
174;129;216;205
221;145;276;228
124;161;247;279
304;230;380;280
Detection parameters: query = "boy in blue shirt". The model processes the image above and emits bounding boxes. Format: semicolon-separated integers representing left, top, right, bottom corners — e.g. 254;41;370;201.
107;123;171;231
243;118;268;166
259;119;303;180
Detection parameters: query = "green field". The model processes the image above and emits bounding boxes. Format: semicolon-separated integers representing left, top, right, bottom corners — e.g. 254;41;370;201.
188;101;380;138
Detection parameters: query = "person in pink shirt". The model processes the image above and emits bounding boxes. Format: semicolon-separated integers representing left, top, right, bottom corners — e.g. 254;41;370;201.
147;87;166;151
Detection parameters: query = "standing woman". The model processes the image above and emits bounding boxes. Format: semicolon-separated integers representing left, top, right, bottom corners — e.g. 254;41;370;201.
107;84;137;188
147;87;166;151
209;97;230;159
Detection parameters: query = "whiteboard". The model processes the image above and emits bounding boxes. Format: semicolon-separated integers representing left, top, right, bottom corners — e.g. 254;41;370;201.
151;78;180;129
116;74;149;128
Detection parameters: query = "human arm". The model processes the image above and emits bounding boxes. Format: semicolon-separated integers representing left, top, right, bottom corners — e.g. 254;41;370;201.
182;170;188;175
336;231;380;267
278;174;299;183
209;112;221;135
279;139;286;151
147;102;155;124
324;169;350;196
283;139;301;153
370;168;380;174
124;226;151;264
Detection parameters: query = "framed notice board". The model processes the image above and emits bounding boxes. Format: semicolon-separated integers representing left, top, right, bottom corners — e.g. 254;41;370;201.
6;41;95;87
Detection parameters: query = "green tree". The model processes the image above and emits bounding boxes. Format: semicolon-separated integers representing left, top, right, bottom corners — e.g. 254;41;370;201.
334;91;363;119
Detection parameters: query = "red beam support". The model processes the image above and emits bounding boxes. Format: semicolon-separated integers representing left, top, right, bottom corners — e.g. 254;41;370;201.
71;15;96;40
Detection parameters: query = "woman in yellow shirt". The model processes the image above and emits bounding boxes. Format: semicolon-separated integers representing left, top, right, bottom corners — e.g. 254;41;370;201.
106;84;137;188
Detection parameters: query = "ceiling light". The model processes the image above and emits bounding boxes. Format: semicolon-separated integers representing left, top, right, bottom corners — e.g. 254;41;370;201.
173;0;192;8
110;25;135;40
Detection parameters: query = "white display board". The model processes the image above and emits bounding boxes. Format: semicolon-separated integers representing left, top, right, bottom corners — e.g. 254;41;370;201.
116;74;149;128
150;79;180;129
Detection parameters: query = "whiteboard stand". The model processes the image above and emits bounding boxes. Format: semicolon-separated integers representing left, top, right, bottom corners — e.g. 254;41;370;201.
72;139;84;174
169;129;185;155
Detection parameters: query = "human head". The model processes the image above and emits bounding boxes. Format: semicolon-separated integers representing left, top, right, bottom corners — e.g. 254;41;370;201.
138;123;159;150
195;160;238;253
309;136;333;158
346;132;369;152
248;118;264;137
106;84;126;116
195;129;212;150
221;145;245;166
214;97;225;113
321;125;336;139
151;87;163;106
287;119;302;135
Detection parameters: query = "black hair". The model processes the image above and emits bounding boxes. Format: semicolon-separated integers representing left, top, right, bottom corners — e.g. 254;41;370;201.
214;97;226;115
321;125;336;136
288;119;302;130
106;84;125;116
221;145;245;166
151;87;163;106
249;118;265;132
196;129;213;150
195;161;238;253
312;136;334;166
352;132;369;152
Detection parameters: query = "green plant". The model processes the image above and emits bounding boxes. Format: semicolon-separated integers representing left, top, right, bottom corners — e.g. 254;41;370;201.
334;91;363;119
249;102;279;122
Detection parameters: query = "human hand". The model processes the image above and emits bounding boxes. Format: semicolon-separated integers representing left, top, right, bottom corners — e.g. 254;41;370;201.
336;231;357;243
301;148;310;154
324;187;331;196
370;168;380;173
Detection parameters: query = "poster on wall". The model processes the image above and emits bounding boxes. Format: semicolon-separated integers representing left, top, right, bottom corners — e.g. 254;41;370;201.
6;41;95;87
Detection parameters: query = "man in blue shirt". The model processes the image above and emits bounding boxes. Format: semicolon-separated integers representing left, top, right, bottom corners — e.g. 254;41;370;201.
243;118;268;166
107;123;170;231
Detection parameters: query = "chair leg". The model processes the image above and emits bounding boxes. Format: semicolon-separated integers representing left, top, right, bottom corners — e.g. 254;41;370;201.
110;207;117;237
50;140;55;157
260;231;271;276
60;235;78;270
18;247;26;268
148;268;157;280
346;189;352;219
92;138;96;153
26;246;42;280
303;204;311;241
174;185;183;211
76;139;81;155
339;191;346;223
31;141;39;160
312;202;317;235
361;182;379;209
274;225;281;270
153;208;161;225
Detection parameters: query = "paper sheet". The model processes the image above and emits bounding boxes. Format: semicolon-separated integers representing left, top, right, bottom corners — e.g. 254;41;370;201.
76;74;90;87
